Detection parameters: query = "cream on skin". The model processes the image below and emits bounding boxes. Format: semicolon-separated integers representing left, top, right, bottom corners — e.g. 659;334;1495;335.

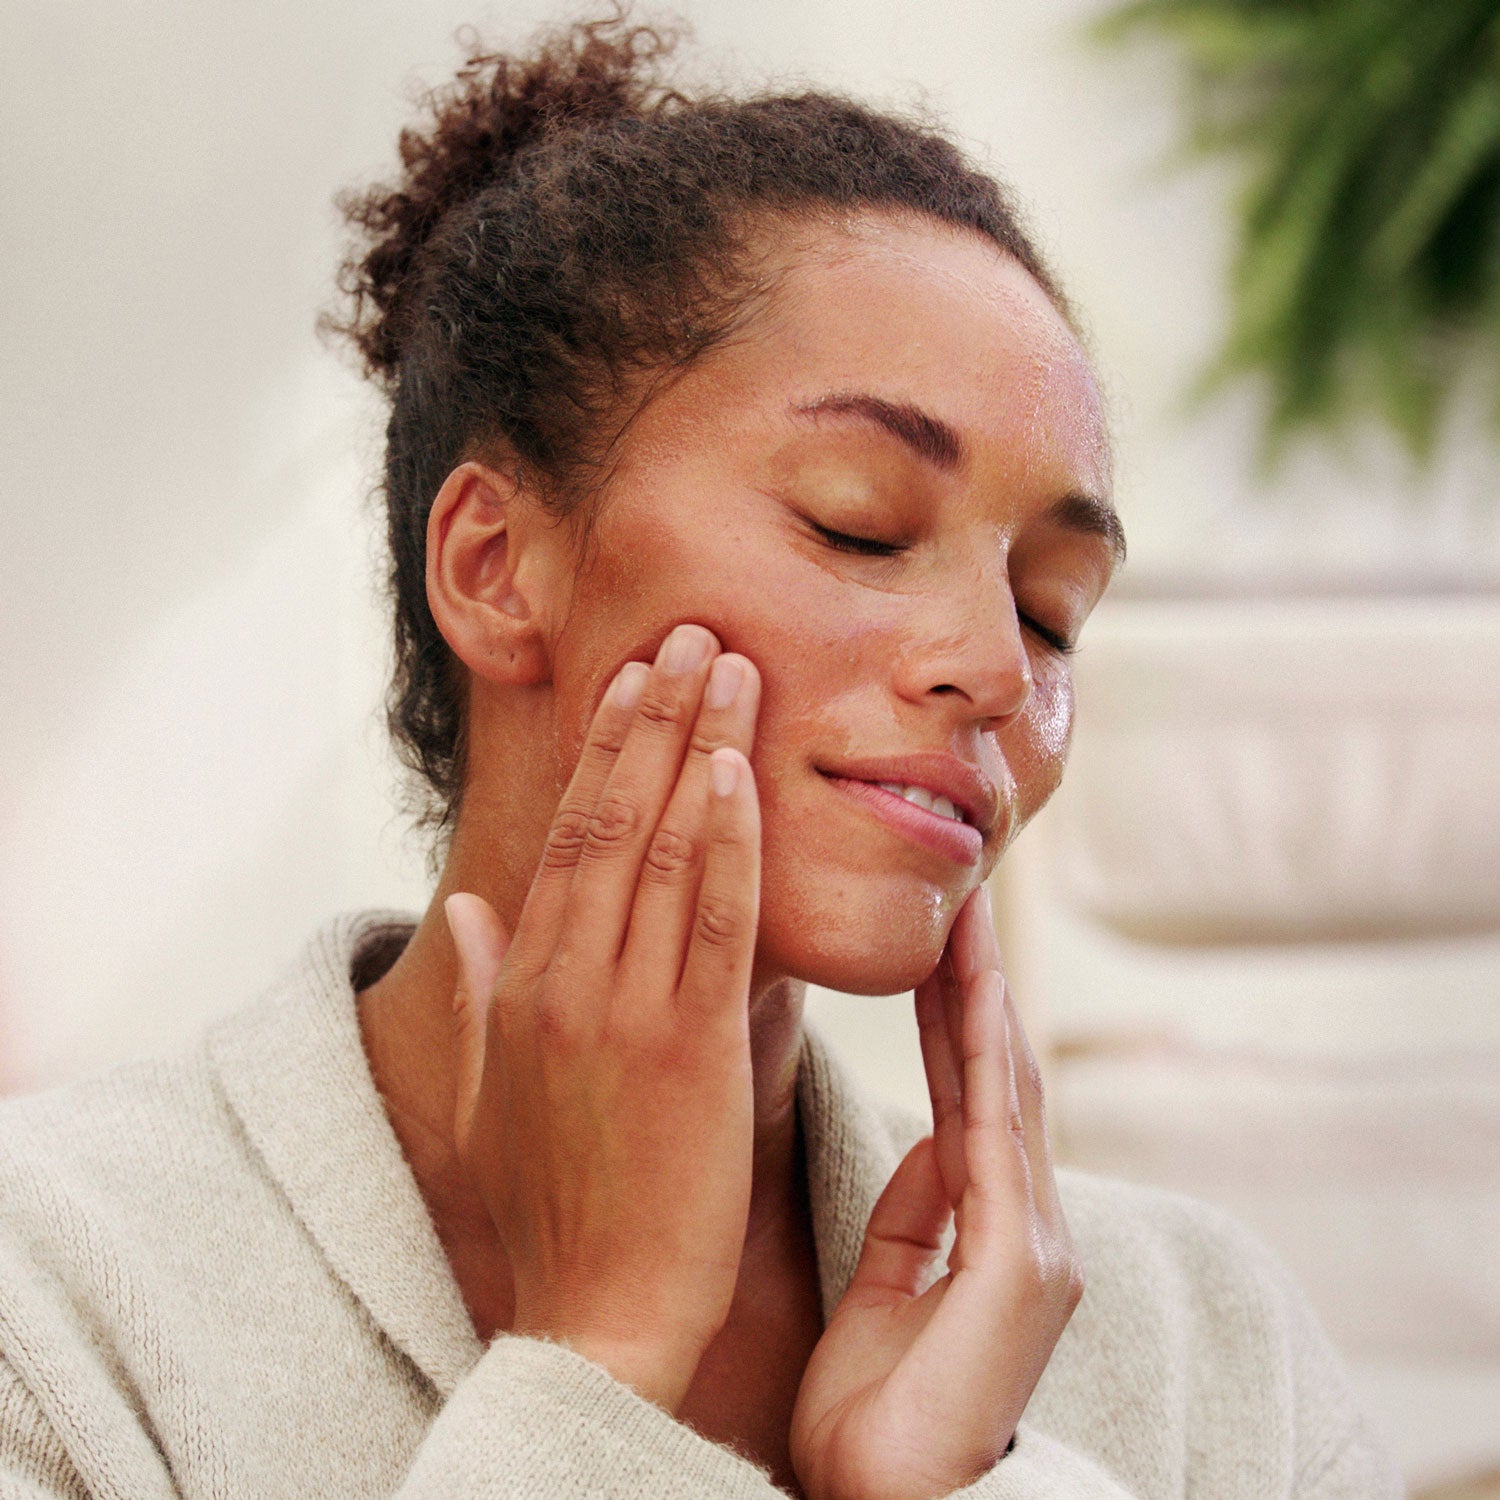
358;209;1122;1484
506;213;1117;994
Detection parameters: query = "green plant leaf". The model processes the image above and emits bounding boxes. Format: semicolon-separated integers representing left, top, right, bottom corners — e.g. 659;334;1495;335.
1092;0;1500;466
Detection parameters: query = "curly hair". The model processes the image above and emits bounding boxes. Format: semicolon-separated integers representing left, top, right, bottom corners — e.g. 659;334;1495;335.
326;7;1065;840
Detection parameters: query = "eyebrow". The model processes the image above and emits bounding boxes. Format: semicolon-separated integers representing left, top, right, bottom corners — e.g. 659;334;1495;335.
790;390;1127;566
793;392;963;471
1049;492;1128;567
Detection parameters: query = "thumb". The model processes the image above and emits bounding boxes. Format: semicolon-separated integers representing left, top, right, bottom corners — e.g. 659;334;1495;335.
847;1135;953;1303
444;892;509;1144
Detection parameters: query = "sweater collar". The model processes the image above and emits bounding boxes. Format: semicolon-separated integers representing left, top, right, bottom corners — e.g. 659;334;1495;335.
207;911;905;1398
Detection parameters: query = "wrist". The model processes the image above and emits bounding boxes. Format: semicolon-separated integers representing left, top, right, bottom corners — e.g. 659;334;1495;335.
554;1331;700;1413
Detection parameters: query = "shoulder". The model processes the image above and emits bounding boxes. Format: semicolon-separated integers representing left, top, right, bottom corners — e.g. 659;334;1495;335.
0;912;391;1320
0;908;412;1237
0;1044;270;1347
0;1048;234;1221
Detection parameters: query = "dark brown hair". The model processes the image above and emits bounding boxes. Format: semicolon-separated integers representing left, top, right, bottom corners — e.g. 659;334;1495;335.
328;9;1065;838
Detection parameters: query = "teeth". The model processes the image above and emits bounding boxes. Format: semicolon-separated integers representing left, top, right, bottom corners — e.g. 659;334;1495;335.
874;781;965;823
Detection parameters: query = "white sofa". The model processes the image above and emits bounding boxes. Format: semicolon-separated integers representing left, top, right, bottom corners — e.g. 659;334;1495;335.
1014;593;1500;1498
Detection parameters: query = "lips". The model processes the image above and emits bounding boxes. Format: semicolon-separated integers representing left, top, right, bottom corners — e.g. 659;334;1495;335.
817;752;1002;838
814;752;1003;867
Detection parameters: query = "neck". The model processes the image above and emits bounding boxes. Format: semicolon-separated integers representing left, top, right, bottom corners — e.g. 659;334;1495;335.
357;835;811;1336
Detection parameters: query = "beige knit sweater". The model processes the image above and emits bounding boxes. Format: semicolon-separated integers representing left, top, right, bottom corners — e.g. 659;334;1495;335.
0;912;1400;1498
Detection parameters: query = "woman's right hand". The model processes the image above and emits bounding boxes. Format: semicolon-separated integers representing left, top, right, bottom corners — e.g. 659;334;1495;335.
442;623;762;1415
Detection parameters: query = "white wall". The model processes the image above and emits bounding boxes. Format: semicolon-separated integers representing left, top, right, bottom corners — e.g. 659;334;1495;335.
3;0;1497;1091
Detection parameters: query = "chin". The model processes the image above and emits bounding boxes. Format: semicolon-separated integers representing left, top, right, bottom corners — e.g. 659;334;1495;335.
756;877;959;995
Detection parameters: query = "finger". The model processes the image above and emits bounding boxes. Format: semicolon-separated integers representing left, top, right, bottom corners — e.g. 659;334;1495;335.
938;892;990;1131
445;892;510;1151
1002;981;1066;1225
948;882;1000;989
915;973;966;1205
552;623;721;974
674;748;760;1027
847;1135;952;1301
933;890;990;1196
621;652;760;992
933;887;1004;1202
507;657;651;971
954;969;1029;1263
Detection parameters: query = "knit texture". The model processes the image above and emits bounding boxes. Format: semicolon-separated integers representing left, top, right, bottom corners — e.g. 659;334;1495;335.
0;911;1401;1497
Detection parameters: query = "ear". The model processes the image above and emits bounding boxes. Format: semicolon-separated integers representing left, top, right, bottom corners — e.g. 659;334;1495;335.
425;460;552;687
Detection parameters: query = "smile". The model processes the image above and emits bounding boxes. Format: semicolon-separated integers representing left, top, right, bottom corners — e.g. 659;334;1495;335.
818;772;986;866
870;782;966;823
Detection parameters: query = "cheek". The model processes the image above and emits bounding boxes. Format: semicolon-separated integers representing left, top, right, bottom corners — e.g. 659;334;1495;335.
550;506;863;772
548;511;716;741
1007;666;1074;832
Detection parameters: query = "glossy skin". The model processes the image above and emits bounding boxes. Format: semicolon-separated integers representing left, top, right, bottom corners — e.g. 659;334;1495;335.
510;213;1116;995
360;209;1121;1499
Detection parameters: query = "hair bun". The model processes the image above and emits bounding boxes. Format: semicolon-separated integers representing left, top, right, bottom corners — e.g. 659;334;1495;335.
331;11;685;382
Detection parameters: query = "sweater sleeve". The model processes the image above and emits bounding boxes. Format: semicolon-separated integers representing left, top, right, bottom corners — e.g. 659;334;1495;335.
394;1342;1153;1500
395;1337;787;1498
942;1426;1143;1498
393;1344;1152;1494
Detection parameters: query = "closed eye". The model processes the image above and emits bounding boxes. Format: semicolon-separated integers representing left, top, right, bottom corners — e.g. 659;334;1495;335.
813;519;1076;652
810;522;904;557
1019;614;1076;656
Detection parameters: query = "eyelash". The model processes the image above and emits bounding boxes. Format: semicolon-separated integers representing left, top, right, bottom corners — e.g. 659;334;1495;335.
812;522;903;558
811;522;1076;656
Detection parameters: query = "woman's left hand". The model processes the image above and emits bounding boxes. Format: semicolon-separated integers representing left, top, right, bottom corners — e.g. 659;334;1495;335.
789;888;1084;1500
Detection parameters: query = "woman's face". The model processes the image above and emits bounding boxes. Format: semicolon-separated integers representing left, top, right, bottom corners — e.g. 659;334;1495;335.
534;212;1120;996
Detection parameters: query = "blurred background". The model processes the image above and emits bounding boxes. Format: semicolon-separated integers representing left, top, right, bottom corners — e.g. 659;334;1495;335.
2;0;1497;1494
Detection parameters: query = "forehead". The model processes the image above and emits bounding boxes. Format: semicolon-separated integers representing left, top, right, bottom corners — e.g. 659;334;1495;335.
730;212;1111;493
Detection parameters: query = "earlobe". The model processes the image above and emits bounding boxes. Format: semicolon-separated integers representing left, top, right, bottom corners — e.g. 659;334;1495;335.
425;460;552;687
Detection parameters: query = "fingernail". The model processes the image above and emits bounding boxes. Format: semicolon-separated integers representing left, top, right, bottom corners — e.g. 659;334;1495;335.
611;661;649;708
704;654;743;709
710;749;739;797
661;624;711;675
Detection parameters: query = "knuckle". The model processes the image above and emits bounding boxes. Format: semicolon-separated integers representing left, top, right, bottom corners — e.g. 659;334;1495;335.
708;814;754;854
688;726;723;759
594;1009;636;1053
482;979;518;1037
1028;1239;1083;1302
541;808;592;871
1064;1260;1086;1307
652;1029;700;1079
583;795;641;854
633;689;690;734
531;964;590;1046
1022;1056;1046;1104
642;825;702;883
693;894;742;950
590;720;631;756
533;989;575;1045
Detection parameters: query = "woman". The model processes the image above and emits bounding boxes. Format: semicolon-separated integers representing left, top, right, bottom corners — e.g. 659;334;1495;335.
0;15;1399;1499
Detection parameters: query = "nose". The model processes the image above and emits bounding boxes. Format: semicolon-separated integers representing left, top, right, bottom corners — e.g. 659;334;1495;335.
892;557;1033;725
